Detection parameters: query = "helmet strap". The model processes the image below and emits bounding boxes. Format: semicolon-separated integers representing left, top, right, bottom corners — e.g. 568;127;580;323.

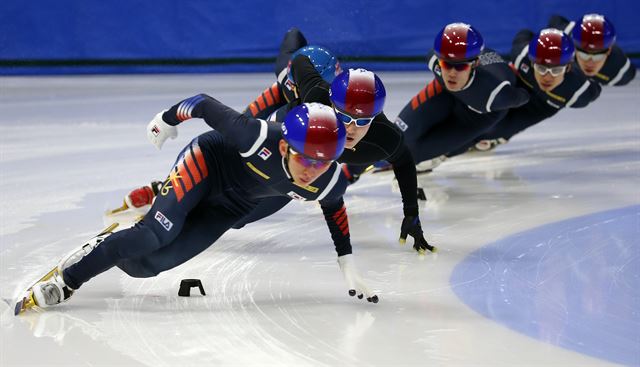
282;147;294;182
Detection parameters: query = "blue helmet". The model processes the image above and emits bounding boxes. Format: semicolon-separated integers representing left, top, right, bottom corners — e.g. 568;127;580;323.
434;23;485;62
287;45;341;85
282;103;346;161
329;68;386;118
572;14;616;52
529;28;575;66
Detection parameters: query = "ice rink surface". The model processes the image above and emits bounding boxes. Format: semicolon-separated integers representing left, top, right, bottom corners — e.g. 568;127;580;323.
0;72;638;366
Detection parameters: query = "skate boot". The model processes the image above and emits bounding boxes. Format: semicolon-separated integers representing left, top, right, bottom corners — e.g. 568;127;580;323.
415;155;447;174
472;138;508;152
14;223;118;315
30;270;74;309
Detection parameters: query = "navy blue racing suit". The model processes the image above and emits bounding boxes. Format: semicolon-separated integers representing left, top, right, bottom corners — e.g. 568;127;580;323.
233;55;421;229
476;29;602;143
63;94;351;289
396;48;530;164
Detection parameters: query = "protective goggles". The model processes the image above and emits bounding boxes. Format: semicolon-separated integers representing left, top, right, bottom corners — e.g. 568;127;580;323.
333;107;376;127
576;49;608;62
438;59;475;71
533;63;568;77
288;147;331;169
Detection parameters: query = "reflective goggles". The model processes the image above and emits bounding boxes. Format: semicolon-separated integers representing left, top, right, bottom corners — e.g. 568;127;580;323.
288;147;331;169
438;59;475;71
333;107;376;127
533;63;568;77
576;49;608;62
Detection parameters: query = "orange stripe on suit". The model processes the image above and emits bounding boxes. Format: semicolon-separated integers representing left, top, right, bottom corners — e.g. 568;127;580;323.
193;145;209;178
270;83;280;102
418;88;427;104
257;95;267;110
411;96;419;110
171;168;185;202
427;81;435;98
434;79;443;94
263;89;274;106
184;151;202;184
177;162;193;192
249;103;259;116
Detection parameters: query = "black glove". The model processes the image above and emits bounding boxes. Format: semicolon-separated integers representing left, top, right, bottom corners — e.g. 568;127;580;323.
399;216;437;254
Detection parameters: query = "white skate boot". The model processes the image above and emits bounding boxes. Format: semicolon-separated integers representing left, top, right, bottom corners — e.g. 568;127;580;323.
415;155;447;174
14;223;118;315
30;270;74;309
473;138;508;152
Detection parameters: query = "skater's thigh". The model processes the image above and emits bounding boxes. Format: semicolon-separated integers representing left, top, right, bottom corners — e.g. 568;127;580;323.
143;137;222;245
117;204;242;277
397;89;455;149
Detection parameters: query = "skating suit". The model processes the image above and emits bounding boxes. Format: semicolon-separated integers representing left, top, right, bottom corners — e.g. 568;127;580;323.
396;49;529;164
234;55;420;226
63;94;351;288
480;30;602;141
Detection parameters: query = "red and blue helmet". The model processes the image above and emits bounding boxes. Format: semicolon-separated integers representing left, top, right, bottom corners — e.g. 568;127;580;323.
329;68;386;118
434;23;485;62
528;28;575;66
572;14;616;52
282;103;346;161
287;45;341;85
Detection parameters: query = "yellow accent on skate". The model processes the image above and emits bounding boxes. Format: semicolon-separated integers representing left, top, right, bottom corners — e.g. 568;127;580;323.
105;201;129;215
14;267;58;315
14;223;119;316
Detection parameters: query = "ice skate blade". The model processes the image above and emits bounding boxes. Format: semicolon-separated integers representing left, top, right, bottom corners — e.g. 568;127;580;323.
14;292;36;316
14;267;57;316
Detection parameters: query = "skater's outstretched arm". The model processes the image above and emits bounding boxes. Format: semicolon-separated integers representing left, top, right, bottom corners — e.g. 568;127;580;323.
147;94;266;152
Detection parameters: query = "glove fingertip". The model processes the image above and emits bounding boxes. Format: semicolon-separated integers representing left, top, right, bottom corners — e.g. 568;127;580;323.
348;289;356;297
357;294;363;299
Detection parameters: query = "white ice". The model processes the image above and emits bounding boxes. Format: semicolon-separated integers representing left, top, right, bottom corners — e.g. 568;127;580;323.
0;72;638;366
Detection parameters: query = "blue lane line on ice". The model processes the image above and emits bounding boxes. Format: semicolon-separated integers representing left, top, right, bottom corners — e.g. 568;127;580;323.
450;205;640;366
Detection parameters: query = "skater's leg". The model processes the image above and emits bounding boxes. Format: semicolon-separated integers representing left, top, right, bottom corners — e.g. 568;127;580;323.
117;204;243;277
395;81;455;163
63;137;220;290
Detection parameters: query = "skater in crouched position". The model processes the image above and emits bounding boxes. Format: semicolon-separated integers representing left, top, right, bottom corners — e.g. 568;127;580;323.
243;27;341;119
395;22;530;168
239;58;435;254
469;27;602;151
548;14;635;87
18;97;380;314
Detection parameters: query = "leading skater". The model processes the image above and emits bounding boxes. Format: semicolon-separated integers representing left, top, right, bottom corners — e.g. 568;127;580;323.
18;97;380;314
123;34;435;255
